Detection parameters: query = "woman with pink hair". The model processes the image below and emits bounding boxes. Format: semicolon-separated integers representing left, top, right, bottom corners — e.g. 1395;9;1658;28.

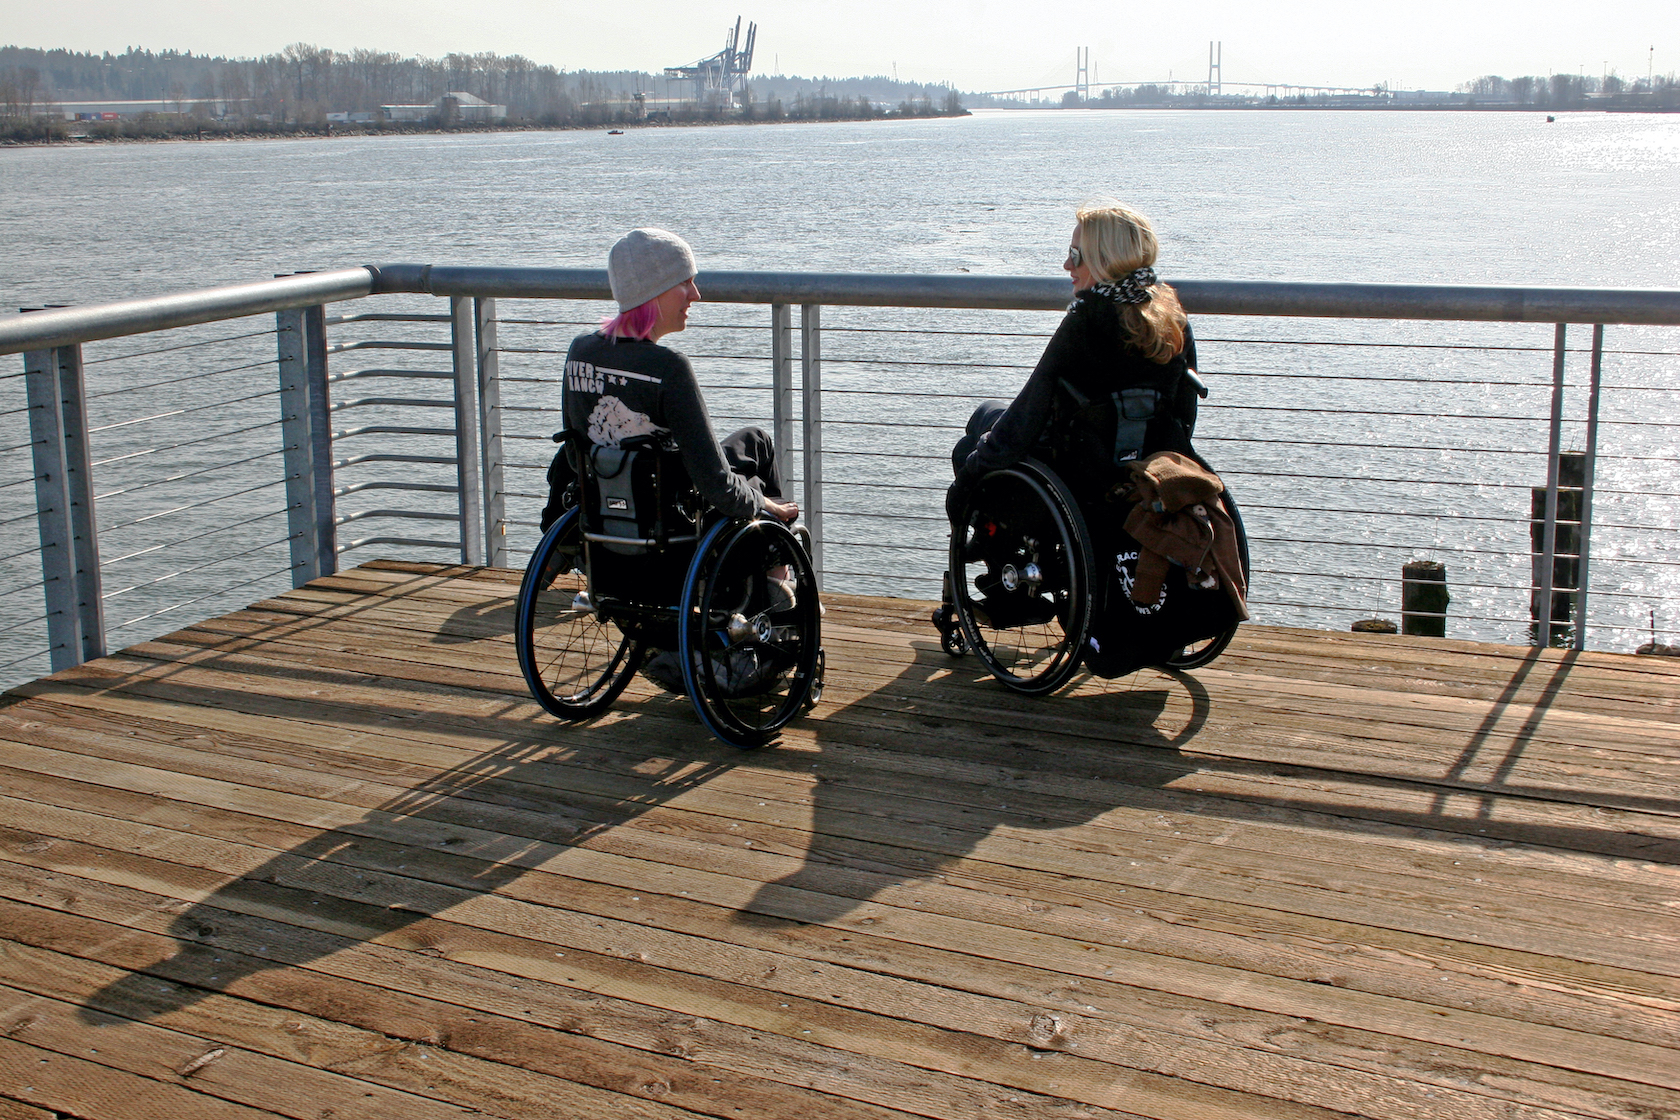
543;227;797;530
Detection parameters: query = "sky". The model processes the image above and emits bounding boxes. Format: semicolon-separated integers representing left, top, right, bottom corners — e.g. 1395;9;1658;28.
4;0;1676;94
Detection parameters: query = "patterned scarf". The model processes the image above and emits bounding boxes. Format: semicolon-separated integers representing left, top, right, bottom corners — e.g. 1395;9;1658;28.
1085;266;1158;307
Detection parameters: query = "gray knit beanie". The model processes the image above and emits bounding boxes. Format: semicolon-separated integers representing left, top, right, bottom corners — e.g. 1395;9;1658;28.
607;228;698;311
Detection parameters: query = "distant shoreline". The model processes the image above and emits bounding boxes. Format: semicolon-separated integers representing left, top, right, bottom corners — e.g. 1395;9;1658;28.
1;111;971;148
981;103;1677;114
8;101;1676;149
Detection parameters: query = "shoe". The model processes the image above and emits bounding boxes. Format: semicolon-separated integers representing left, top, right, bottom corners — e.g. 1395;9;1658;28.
970;594;1056;629
709;645;780;698
765;576;798;613
641;650;689;695
538;544;578;590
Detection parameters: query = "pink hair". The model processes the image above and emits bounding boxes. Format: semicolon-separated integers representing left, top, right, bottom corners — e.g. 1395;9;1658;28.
599;300;660;341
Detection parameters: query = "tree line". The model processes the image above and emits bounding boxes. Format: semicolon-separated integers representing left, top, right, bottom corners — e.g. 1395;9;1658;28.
1457;72;1677;108
0;44;965;139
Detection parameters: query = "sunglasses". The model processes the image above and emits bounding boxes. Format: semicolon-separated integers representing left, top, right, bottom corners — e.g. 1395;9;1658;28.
1065;245;1083;268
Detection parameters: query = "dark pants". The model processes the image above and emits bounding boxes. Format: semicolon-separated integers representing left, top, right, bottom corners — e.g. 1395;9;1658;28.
950;400;1007;476
720;425;784;499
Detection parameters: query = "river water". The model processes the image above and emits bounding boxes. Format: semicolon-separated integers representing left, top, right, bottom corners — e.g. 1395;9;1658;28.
2;109;1678;680
5;108;1680;300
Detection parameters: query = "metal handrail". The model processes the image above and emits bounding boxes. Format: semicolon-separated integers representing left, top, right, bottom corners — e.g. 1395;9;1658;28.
0;269;374;354
371;265;1680;323
8;268;1680;358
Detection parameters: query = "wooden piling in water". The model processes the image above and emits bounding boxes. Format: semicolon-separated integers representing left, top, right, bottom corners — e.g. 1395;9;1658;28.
1401;560;1448;637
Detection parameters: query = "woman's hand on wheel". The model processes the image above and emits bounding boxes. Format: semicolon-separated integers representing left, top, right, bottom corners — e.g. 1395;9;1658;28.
764;498;800;522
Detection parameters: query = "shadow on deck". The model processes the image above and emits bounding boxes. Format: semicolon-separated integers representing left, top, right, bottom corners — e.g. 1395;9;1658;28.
2;560;1677;1119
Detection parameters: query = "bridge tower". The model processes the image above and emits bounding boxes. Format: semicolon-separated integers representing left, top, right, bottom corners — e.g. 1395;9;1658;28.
1208;41;1223;95
1076;47;1090;101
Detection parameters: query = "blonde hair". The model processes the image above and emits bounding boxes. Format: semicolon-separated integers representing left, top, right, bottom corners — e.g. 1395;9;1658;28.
1075;199;1187;363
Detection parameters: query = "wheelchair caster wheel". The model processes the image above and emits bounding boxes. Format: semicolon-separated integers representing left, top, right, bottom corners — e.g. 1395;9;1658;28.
932;605;967;656
804;647;826;709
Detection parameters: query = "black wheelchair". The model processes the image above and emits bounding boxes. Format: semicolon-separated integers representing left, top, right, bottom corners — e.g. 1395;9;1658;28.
933;456;1249;694
514;432;824;749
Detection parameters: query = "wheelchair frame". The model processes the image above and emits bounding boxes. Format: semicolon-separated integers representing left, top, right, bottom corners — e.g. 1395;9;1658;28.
935;455;1249;694
515;432;824;749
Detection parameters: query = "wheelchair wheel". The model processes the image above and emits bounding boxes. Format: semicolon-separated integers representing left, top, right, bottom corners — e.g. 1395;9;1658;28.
680;517;823;748
515;508;643;719
950;459;1095;695
1157;487;1252;671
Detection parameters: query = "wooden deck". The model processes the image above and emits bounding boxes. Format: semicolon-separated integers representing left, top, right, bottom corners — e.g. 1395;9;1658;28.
2;559;1678;1120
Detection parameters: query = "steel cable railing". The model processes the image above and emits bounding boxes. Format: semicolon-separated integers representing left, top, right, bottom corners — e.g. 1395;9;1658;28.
2;269;1676;691
82;326;278;365
93;447;287;504
102;507;292;569
1;319;310;685
105;558;298;635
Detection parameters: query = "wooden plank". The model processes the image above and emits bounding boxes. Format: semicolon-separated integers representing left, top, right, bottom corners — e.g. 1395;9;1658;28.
6;782;1680;1092
14;651;1680;876
0;1096;56;1120
5;685;1678;974
0;885;1271;1120
3;563;1678;1120
111;610;1680;781
3;865;1643;1120
4;708;1678;989
7;688;1672;912
0;1035;276;1120
0;956;808;1120
3;664;1680;973
0;985;532;1120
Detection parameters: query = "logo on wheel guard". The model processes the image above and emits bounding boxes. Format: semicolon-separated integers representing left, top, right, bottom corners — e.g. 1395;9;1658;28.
1115;550;1167;615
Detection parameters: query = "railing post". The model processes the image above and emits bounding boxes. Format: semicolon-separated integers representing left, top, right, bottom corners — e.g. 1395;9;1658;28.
475;297;507;567
770;302;795;486
800;303;823;586
450;296;486;566
278;307;323;587
1573;324;1605;652
26;340;105;669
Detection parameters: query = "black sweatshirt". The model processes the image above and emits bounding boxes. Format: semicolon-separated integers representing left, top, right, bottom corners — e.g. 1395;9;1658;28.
958;291;1199;496
563;331;765;519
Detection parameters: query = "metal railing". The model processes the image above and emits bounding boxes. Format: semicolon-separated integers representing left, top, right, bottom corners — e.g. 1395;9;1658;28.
4;266;1677;689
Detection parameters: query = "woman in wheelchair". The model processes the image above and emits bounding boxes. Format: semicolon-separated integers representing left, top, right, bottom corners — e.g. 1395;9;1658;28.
517;228;822;749
940;200;1248;691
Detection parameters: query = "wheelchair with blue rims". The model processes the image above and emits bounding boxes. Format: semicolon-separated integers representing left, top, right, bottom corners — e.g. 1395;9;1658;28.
515;431;824;749
933;454;1249;694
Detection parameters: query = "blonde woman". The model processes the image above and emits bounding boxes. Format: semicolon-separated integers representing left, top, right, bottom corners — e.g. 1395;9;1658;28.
949;199;1202;513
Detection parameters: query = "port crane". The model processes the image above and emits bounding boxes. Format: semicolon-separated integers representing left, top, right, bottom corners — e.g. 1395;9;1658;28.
666;17;757;107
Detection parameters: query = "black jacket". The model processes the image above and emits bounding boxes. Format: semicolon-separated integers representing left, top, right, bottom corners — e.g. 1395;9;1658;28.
563;331;765;520
958;291;1199;504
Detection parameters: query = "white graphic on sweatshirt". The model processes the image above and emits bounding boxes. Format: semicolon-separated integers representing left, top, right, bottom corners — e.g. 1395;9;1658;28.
587;395;665;447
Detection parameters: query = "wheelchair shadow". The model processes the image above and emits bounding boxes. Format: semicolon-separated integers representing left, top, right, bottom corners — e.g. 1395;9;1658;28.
735;639;1209;929
69;565;1200;1022
69;583;751;1028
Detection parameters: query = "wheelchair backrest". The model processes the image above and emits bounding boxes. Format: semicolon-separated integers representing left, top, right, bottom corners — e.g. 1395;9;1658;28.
570;434;702;556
